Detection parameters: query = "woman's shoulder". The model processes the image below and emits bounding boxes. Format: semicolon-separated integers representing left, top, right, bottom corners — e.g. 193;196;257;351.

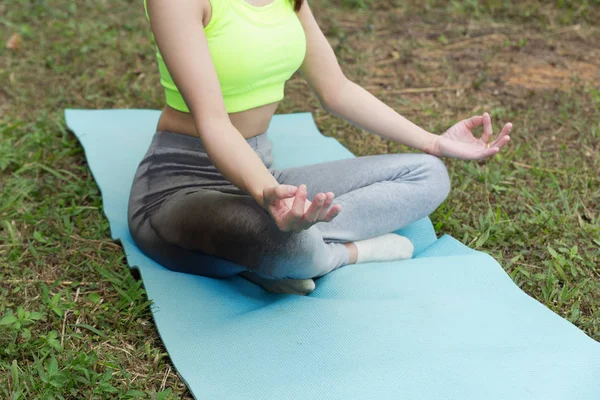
143;0;216;23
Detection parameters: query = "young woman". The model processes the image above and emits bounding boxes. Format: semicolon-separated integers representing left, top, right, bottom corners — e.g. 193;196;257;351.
128;0;512;295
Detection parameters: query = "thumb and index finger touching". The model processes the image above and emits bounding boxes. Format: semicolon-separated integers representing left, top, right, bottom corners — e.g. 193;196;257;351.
465;112;513;145
463;113;492;143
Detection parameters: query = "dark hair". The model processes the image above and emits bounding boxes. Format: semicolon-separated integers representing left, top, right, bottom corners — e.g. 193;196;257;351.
292;0;303;11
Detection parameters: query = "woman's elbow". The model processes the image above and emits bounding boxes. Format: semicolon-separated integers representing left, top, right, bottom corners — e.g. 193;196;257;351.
193;112;233;138
316;76;349;113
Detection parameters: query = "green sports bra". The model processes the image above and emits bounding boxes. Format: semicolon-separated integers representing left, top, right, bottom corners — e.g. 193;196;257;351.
143;0;307;113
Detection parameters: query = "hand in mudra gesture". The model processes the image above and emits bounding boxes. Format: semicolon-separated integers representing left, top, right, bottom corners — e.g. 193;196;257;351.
262;184;341;232
435;112;512;160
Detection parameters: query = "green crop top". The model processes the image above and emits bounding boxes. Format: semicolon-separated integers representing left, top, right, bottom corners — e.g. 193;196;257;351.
143;0;307;113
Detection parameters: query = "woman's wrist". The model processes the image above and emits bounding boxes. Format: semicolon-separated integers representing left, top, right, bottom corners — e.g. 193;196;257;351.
250;180;278;211
422;132;442;157
251;189;267;210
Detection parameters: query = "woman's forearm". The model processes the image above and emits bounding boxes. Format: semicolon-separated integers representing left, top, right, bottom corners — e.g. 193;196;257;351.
325;79;440;154
197;120;279;206
145;0;278;208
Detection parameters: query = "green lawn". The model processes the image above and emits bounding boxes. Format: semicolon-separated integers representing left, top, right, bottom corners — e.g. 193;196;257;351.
1;0;599;398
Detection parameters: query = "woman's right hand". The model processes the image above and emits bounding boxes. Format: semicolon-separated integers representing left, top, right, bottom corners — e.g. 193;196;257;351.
262;184;341;232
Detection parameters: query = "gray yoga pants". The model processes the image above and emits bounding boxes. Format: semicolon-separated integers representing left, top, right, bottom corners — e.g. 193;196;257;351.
127;130;451;280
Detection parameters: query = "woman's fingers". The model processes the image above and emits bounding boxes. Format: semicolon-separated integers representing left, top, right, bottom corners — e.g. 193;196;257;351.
294;191;341;231
464;115;484;130
267;184;341;232
481;112;493;144
274;185;341;232
322;204;342;222
303;193;325;223
318;192;335;220
290;185;307;223
472;146;500;160
264;184;297;203
297;192;337;229
473;122;511;160
305;192;338;225
490;122;512;148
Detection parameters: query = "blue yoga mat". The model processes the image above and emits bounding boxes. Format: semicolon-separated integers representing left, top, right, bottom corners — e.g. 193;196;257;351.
65;109;600;400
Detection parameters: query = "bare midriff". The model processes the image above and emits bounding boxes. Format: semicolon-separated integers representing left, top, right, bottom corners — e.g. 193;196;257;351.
156;102;280;139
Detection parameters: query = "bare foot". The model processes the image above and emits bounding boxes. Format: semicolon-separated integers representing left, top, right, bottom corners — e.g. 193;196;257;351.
240;271;316;295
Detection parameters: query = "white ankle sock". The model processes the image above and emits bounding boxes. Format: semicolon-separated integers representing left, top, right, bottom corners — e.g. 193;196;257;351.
354;233;414;264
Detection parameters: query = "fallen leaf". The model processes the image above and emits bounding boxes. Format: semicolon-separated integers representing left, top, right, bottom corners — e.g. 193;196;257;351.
6;33;21;50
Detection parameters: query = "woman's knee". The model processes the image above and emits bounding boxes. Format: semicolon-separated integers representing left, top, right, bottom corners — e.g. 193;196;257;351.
418;154;451;202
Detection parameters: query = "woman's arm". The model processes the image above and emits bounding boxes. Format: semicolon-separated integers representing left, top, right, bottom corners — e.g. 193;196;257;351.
297;1;438;153
297;1;511;159
145;0;341;231
146;0;278;205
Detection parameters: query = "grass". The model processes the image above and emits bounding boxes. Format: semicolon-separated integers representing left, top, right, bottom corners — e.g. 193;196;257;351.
1;0;599;398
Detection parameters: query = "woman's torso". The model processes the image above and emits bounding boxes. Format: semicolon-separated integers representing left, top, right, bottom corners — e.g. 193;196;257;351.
150;0;304;139
156;101;278;139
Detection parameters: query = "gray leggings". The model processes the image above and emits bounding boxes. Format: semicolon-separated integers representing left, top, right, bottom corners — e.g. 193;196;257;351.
127;130;450;280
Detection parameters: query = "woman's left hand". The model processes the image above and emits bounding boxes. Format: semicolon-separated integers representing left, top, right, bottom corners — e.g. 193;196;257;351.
433;112;512;160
